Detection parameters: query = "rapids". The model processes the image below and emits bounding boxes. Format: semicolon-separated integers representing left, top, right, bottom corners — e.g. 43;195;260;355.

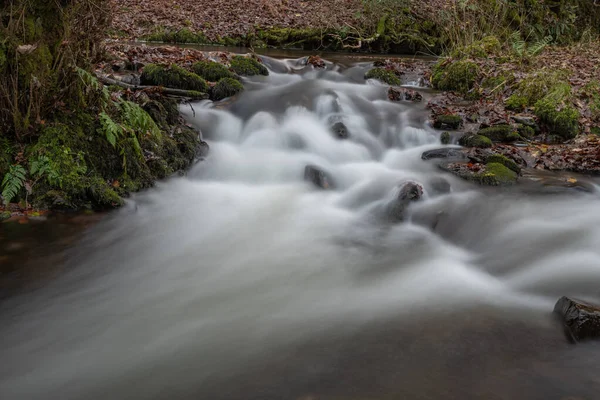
2;55;600;400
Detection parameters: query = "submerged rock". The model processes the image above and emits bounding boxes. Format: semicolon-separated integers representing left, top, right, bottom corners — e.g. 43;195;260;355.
421;148;468;162
440;161;518;186
330;122;349;139
433;114;462;130
554;296;600;343
382;181;424;222
304;165;335;190
388;87;423;102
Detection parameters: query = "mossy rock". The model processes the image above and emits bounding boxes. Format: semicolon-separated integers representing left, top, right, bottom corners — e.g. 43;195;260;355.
0;211;11;221
432;60;479;96
475;162;518;186
534;97;580;140
434;115;462;130
452;36;501;58
440;131;451;145
364;67;401;86
230;56;269;76
505;94;529;111
458;134;492;148
485;154;521;174
211;78;244;101
517;124;535;139
192;60;238;82
141;64;208;92
478;125;520;142
144;28;208;44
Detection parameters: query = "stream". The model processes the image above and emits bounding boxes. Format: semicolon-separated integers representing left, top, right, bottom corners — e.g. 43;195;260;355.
2;54;600;400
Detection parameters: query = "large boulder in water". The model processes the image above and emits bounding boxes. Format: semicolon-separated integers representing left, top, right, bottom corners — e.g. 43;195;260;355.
383;181;424;222
554;296;600;343
304;165;335;190
421;148;468;162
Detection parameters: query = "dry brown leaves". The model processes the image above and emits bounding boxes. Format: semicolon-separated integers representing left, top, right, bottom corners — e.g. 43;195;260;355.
109;0;364;40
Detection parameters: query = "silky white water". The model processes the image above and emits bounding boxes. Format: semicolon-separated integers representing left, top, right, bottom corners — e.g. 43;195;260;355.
2;55;600;400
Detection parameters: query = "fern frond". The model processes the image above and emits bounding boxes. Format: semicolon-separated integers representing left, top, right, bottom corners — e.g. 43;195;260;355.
118;100;160;137
528;35;552;56
2;165;26;204
99;111;122;147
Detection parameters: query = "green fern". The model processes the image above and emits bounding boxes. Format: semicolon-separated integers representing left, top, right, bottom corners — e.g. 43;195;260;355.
2;164;26;204
99;111;122;147
118;100;160;137
76;66;110;104
30;155;62;187
528;35;552;56
510;31;526;57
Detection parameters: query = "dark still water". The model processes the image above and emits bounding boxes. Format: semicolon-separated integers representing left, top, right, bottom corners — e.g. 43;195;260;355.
2;55;600;400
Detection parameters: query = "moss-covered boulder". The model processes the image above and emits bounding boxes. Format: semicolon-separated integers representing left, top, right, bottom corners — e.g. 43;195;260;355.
230;56;269;76
478;125;521;142
211;78;244;101
440;131;451;145
364;68;401;85
192;60;238;82
433;114;462;130
534;97;580;140
141;64;208;92
458;134;492;148
476;162;518;186
485;154;521;174
432;60;479;96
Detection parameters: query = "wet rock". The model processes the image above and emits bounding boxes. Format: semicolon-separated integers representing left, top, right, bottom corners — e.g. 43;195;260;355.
121;73;141;86
433;114;462;130
428;177;451;195
383;181;424;222
111;60;127;72
478;125;520;142
304;165;335;190
554;296;600;343
330;122;349;139
421;148;468;162
439;161;518;186
388;87;423;102
511;115;538;129
198;140;210;158
440;131;451;145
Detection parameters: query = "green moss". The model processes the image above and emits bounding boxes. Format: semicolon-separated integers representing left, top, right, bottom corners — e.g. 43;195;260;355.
432;60;479;96
255;27;337;50
211;78;244;101
192;60;237;82
478;125;520;142
534;97;580;140
440;131;451;145
508;70;569;109
591;126;600;136
476;162;518;186
229;56;269;76
434;114;462;130
144;28;208;44
485;154;521;173
141;64;208;92
364;67;402;85
452;36;501;58
458;134;492;148
517;124;535;139
505;94;529;111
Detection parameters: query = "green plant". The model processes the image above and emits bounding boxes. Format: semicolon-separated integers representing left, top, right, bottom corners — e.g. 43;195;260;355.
30;155;62;187
364;67;402;85
230;56;269;76
192;61;237;82
141;64;209;92
211;78;244;101
2;164;26;204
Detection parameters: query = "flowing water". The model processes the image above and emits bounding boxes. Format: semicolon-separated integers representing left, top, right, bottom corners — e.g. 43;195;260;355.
2;55;600;400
